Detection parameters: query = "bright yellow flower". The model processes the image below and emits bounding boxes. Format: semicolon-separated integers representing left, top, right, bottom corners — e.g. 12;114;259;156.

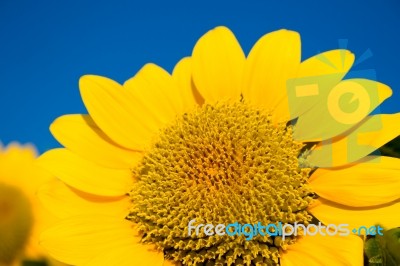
38;26;400;266
0;142;55;265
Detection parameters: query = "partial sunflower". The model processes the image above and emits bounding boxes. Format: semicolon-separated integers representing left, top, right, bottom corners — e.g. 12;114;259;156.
37;26;400;266
0;142;57;265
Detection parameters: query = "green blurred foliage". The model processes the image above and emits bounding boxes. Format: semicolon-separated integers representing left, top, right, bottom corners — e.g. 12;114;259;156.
379;136;400;158
22;260;48;266
365;227;400;266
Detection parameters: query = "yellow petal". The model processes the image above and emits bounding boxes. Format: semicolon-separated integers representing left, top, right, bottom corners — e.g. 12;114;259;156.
192;26;245;103
38;178;130;219
287;50;355;119
51;114;143;169
299;49;354;78
124;63;185;118
171;57;202;109
0;143;37;184
280;233;363;266
83;243;164;266
79;75;161;150
309;156;400;207
0;143;41;191
0;142;36;161
308;113;400;167
40;215;140;265
242;29;300;123
309;198;400;230
37;148;132;197
293;80;392;141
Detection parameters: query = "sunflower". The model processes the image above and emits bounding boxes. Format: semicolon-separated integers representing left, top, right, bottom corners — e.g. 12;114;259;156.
37;26;400;266
0;142;56;265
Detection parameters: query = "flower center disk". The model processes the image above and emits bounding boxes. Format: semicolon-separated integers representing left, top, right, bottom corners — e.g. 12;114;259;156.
128;103;314;266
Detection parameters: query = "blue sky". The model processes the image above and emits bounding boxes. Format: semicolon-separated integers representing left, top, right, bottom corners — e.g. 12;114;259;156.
0;0;399;153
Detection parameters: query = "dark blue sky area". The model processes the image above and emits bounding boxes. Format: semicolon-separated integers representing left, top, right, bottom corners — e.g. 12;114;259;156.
1;0;399;153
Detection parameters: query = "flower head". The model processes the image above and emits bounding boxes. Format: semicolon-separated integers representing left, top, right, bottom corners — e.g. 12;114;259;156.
0;142;54;265
38;26;400;265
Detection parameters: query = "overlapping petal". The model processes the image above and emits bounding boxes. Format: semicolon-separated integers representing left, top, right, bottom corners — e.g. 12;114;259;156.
192;26;245;103
37;149;132;197
38;179;130;219
40;216;141;265
293;80;392;141
79;75;159;150
242;29;301;122
286;50;355;119
280;233;363;266
83;243;164;266
172;57;202;109
124;63;185;119
308;113;400;167
309;199;400;230
309;156;400;207
50;114;143;169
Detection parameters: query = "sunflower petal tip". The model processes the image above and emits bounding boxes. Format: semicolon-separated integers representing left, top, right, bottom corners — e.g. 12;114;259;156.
272;29;300;38
141;62;159;70
79;74;97;85
80;74;120;90
343;49;355;60
213;25;231;32
379;82;393;98
79;75;97;93
203;25;236;40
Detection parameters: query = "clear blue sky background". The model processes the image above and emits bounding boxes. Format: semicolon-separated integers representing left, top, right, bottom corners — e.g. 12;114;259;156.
1;0;399;153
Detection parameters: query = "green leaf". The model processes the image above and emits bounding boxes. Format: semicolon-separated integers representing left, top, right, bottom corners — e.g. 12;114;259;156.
365;226;400;266
384;228;400;264
365;238;383;266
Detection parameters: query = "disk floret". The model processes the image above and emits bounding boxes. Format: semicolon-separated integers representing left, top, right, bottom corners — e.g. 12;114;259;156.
128;103;313;266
